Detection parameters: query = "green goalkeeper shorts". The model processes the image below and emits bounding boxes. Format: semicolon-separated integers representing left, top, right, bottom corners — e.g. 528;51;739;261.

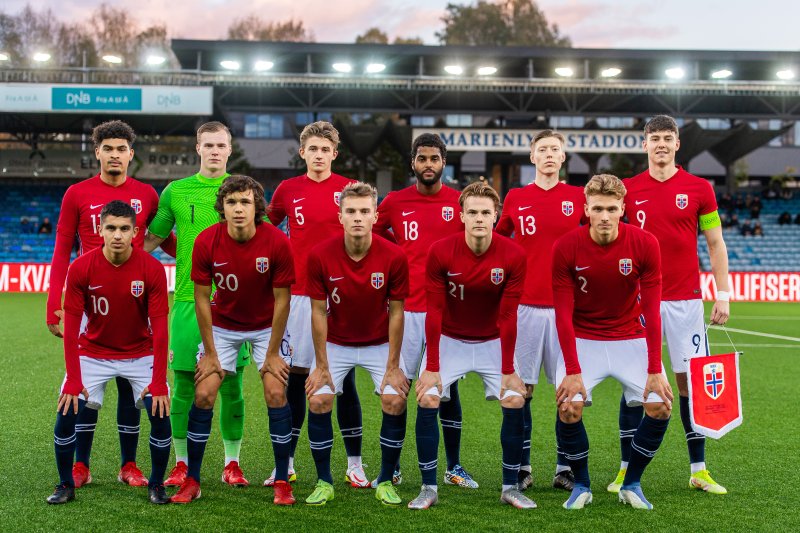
168;300;251;372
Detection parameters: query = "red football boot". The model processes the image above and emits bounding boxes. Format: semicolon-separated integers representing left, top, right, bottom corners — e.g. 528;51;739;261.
221;461;249;487
72;462;92;488
273;480;296;505
164;461;188;487
118;462;148;486
170;477;201;504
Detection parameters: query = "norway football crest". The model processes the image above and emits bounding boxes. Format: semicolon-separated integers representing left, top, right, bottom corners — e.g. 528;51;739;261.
442;206;454;222
131;280;144;297
371;272;385;289
130;198;142;214
703;362;725;400
256;257;269;273
562;201;574;216
618;258;632;276
676;194;689;210
334;192;342;206
490;268;504;285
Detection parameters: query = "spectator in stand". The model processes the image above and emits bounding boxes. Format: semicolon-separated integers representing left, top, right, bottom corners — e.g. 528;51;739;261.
781;188;794;200
20;217;34;233
778;212;792;225
750;203;761;219
727;213;740;229
39;217;53;234
740;219;754;236
718;193;733;211
734;194;745;210
744;194;754;208
794;213;800;225
753;222;764;237
719;213;730;228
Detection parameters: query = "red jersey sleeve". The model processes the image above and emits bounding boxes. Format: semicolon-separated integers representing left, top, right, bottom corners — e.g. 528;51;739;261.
305;248;327;301
271;232;296;288
267;184;287;225
62;261;87;395
146;258;169;395
495;191;516;237
374;194;394;240
424;248;447;371
388;250;410;300
638;233;664;374
551;239;581;375
498;249;525;374
159;231;177;258
190;233;213;286
47;187;80;324
698;179;719;216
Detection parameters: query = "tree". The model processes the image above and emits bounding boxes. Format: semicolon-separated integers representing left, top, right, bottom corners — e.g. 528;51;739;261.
227;16;314;42
393;36;424;45
0;3;173;68
437;0;571;47
355;27;389;44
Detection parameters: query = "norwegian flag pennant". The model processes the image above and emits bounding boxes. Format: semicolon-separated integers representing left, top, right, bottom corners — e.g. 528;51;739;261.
688;351;743;439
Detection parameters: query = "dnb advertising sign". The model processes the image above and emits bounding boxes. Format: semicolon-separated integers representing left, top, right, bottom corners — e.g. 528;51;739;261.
1;265;798;302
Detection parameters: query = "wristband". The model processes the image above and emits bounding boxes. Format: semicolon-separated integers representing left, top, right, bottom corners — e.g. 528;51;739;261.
716;290;730;302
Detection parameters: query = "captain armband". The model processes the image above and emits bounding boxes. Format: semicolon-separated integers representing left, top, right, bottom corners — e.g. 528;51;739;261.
699;210;721;231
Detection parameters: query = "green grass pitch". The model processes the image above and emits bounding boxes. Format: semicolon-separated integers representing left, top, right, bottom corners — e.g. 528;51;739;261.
1;293;798;532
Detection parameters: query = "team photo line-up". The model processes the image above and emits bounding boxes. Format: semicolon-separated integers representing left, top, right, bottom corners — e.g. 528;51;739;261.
46;114;730;511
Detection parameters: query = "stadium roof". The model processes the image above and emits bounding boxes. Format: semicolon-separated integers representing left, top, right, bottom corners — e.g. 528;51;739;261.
167;40;800;119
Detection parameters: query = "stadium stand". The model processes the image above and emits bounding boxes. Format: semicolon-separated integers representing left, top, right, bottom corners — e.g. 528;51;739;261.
698;196;800;272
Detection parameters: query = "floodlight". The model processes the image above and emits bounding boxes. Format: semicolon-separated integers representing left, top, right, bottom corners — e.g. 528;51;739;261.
477;66;497;76
554;67;574;77
146;55;166;66
665;67;685;79
332;62;352;73
220;60;241;70
366;63;386;73
600;67;621;78
444;65;463;75
777;69;795;80
33;52;51;62
254;60;274;71
102;55;122;64
711;69;732;79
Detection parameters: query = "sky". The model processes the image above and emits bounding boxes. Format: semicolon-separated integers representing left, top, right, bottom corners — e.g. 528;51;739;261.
3;0;799;51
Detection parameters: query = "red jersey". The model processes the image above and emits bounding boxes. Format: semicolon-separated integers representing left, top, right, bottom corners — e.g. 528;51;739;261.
191;222;295;331
62;247;169;395
374;184;464;312
552;223;663;375
624;166;719;300
268;173;356;296
47;174;159;324
425;233;526;374
496;182;585;306
306;235;409;347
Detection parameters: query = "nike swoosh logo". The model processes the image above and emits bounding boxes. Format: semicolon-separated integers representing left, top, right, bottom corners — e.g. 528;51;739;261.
329;276;344;281
213;262;228;267
293;198;305;203
635;200;648;205
518;206;531;211
89;204;103;209
575;266;590;271
402;211;415;216
447;272;462;276
88;285;102;290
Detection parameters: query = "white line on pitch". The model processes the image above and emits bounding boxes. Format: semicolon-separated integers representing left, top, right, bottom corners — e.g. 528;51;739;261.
709;343;798;348
728;316;800;321
708;325;800;342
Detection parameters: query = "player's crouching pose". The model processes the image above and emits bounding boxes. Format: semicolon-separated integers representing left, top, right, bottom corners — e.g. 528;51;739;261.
411;181;535;510
170;176;295;504
304;182;410;506
48;200;171;505
552;174;673;511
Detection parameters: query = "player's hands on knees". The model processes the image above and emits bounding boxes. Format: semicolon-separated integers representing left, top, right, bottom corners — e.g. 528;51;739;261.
644;373;673;409
500;372;526;400
57;388;88;415
306;367;333;399
556;374;586;412
710;300;730;325
381;367;410;400
47;310;65;338
416;370;441;403
261;354;290;386
195;350;223;384
140;387;171;417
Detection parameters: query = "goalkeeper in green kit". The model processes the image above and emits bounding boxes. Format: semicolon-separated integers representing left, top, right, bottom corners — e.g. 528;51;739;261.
144;122;251;486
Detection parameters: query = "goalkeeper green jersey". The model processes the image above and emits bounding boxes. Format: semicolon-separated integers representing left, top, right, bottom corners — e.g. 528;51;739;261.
148;172;229;302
